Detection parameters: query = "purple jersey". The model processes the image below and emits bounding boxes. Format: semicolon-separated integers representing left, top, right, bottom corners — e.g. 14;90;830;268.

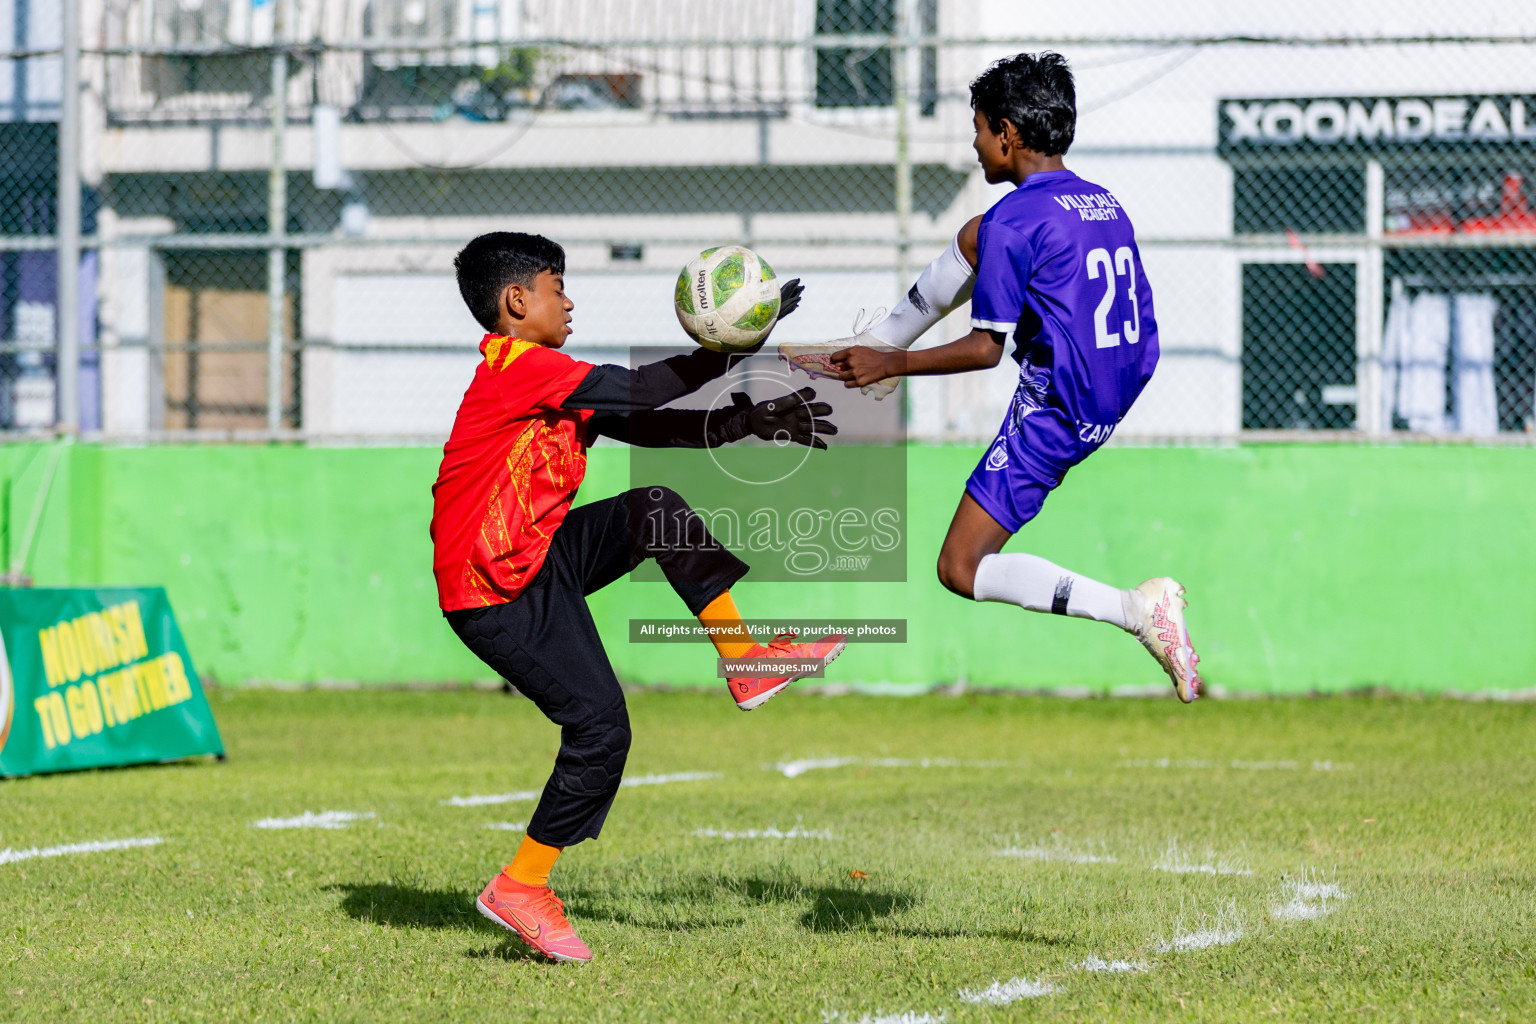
970;169;1159;465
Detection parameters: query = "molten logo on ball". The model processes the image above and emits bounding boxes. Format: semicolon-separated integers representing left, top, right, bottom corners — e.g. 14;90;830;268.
674;244;781;353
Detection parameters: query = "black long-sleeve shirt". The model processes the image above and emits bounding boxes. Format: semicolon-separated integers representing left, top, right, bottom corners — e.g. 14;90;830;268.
559;349;752;448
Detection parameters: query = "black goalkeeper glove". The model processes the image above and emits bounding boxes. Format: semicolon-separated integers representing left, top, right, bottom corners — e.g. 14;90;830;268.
709;386;836;450
777;277;804;319
723;278;805;368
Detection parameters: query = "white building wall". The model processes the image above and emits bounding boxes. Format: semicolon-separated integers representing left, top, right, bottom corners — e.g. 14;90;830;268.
67;0;1536;440
97;237;152;434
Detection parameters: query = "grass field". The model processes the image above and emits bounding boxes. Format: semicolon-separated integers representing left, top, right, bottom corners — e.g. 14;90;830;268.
4;688;1535;1023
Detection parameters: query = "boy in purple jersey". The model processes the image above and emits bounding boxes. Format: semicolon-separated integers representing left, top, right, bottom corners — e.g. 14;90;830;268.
782;52;1203;700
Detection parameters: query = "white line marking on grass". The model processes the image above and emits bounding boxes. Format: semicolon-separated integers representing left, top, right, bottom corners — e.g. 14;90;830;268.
252;811;374;830
1271;871;1349;921
997;837;1116;864
1075;955;1149;973
956;978;1056;1004
444;771;721;807
1151;900;1245;952
1152;839;1253;876
772;757;859;777
1152;925;1245;952
1271;899;1328;921
484;822;527;831
443;789;541;808
998;845;1115;864
622;771;721;788
824;1011;946;1024
1288;880;1347;900
1120;758;1353;772
1155;861;1252;876
0;836;164;866
767;757;1008;778
692;825;833;840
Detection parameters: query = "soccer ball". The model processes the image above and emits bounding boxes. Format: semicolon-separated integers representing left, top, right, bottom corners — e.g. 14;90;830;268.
673;245;780;353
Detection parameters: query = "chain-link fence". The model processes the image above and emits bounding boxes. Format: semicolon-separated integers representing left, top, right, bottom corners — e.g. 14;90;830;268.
2;0;1535;442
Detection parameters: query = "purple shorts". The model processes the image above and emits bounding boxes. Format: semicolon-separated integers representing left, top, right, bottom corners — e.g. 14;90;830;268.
964;384;1088;534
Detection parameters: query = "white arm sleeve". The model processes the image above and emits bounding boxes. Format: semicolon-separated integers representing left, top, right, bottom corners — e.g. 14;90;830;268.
867;234;977;349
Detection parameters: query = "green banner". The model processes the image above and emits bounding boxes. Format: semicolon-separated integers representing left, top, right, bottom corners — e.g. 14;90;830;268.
0;587;223;777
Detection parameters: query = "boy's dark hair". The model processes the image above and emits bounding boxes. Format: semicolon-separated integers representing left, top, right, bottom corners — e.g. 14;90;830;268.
453;231;566;331
970;52;1076;156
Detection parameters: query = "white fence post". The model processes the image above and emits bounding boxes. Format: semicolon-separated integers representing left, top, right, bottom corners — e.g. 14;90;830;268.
56;0;82;434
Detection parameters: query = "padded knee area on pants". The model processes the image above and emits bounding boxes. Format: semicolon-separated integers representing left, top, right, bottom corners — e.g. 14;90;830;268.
454;613;555;695
452;610;525;667
631;485;705;527
630;485;721;555
559;702;632;797
639;485;684;511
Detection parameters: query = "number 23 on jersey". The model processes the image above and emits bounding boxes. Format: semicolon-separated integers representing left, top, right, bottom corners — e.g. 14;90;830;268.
1085;246;1141;349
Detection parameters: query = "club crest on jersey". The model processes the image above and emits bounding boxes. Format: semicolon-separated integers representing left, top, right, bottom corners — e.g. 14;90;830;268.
985;442;1009;471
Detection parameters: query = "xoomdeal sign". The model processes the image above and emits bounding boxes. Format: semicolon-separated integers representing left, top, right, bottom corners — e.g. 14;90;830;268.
1219;96;1536;154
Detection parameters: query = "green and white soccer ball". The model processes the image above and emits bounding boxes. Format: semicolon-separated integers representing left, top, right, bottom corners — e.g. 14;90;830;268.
673;245;780;353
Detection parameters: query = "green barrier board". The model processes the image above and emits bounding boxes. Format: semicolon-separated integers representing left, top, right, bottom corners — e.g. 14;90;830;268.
0;588;224;777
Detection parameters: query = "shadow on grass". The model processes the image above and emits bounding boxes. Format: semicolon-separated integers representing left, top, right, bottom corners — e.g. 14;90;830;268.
802;881;915;933
330;882;559;964
464;941;549;964
881;924;1065;942
330;882;484;931
330;876;1054;944
585;873;1048;941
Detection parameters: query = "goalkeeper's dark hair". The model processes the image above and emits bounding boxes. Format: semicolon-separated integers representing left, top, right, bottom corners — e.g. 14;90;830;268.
969;51;1076;157
454;231;566;331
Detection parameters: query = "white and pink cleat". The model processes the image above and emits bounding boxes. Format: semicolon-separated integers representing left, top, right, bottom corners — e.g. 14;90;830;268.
1127;577;1204;703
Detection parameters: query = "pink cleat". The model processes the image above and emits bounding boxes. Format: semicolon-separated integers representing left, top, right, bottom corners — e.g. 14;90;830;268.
476;873;593;963
726;631;848;710
1128;578;1204;703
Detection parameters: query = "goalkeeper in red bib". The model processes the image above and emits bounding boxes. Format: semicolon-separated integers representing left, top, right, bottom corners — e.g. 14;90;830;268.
781;53;1202;702
432;231;845;963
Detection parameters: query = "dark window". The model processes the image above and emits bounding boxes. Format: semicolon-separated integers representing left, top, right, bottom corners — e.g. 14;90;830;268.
0;123;57;235
1242;262;1358;429
815;0;894;108
146;54;268;102
1233;166;1363;234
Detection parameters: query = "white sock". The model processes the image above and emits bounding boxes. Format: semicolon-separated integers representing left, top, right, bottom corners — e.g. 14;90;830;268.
972;552;1132;630
867;235;976;350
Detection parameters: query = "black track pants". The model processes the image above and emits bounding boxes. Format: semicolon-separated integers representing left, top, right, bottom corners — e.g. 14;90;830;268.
446;487;748;846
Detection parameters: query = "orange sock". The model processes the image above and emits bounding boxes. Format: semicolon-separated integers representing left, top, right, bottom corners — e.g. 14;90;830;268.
504;835;562;888
700;590;755;659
